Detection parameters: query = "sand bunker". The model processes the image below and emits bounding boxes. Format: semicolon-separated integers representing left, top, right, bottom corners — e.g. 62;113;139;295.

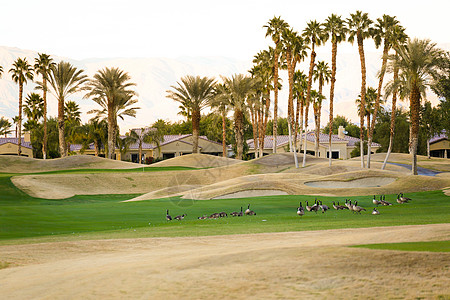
213;189;288;199
150;153;241;168
305;177;396;188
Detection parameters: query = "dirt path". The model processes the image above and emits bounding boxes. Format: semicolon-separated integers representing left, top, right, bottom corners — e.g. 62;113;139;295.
1;224;449;299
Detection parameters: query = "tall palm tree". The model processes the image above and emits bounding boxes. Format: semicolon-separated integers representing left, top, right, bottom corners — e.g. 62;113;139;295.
129;128;164;164
9;58;34;156
85;67;137;159
311;90;326;157
312;61;331;157
23;93;44;123
323;14;347;166
47;61;87;157
222;74;254;160
386;39;444;174
347;11;373;168
166;75;216;154
382;25;409;169
281;27;308;158
34;53;55;160
302;20;324;167
366;15;401;168
293;71;308;152
264;16;289;153
212;83;231;158
356;87;378;140
80;119;107;156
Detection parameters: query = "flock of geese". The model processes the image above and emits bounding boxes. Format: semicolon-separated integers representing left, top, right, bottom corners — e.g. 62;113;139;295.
166;194;412;221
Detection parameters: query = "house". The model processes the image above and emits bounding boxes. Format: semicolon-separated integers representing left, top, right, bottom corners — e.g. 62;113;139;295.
0;133;33;157
71;130;224;163
247;126;380;160
429;132;449;158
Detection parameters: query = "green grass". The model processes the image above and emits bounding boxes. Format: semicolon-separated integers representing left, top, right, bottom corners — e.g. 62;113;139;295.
352;240;450;252
0;172;449;244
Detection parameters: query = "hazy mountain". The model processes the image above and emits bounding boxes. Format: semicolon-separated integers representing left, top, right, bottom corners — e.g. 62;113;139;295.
0;44;444;134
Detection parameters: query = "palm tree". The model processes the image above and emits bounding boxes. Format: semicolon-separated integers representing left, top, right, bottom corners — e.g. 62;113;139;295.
302;20;325;167
0;117;12;137
9;58;34;156
293;71;308;152
386;39;444;174
166;75;216;154
281;27;308;159
80;119;107;156
312;61;331;157
382;25;409;170
47;61;87;157
311;90;326;157
323;14;347;166
264;16;289;153
85;67;137;160
347;11;373;168
366;15;401;168
222;74;254;160
211;83;231;157
23;93;44;123
34;53;55;160
129;128;164;164
356;87;378;141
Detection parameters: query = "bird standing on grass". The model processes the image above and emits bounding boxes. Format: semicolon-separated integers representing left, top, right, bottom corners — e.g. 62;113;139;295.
297;202;305;217
166;209;172;221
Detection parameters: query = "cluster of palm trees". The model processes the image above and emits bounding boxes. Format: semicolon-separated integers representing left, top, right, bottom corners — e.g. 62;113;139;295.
1;55;139;160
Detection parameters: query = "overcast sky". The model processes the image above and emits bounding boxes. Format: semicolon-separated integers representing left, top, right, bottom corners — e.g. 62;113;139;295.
2;0;449;61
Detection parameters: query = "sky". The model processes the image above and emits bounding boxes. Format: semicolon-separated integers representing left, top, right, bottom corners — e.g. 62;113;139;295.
1;0;449;61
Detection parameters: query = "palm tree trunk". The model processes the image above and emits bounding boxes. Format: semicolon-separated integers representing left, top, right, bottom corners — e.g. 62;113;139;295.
94;140;99;157
139;141;143;164
287;52;295;153
273;48;279;153
368;42;389;168
42;78;48;160
302;102;309;167
299;92;304;152
329;42;337;165
250;105;258;158
192;109;200;154
222;110;227;157
381;63;399;170
58;96;66;157
107;103;115;160
314;104;319;158
304;43;316;166
294;91;300;150
234;109;244;160
258;107;263;157
18;82;23;156
315;81;324;158
410;84;420;175
263;92;270;156
357;32;366;168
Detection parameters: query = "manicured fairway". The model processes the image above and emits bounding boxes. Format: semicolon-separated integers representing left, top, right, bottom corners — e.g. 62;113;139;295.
352;240;450;252
1;173;449;243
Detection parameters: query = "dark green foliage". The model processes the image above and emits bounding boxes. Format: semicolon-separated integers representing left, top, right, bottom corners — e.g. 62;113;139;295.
28;117;61;159
265;117;289;135
373;107;410;153
322;115;361;138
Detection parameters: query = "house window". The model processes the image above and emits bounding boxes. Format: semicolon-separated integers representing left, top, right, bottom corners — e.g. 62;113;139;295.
326;151;340;159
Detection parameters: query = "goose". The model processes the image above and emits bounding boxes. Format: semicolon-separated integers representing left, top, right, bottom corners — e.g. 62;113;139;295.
319;201;329;213
198;215;208;220
396;194;406;204
372;195;381;206
352;201;366;214
332;201;339;210
237;207;243;217
245;204;251;215
338;201;349;210
230;208;240;217
174;213;186;220
380;195;392;206
345;199;352;210
372;208;380;215
306;201;313;212
219;212;228;218
209;212;220;219
400;193;412;202
166;209;172;221
297;202;305;217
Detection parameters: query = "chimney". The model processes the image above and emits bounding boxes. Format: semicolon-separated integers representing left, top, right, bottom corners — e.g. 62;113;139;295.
24;132;31;143
338;126;345;139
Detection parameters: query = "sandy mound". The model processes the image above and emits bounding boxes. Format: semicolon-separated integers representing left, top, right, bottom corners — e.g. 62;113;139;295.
150;153;241;168
0;155;139;173
213;189;288;199
0;224;448;299
305;177;396;188
356;153;450;172
125;185;202;202
252;152;327;167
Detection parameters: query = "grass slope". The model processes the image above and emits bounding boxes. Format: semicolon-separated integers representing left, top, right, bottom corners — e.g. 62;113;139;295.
352;240;450;252
1;172;449;243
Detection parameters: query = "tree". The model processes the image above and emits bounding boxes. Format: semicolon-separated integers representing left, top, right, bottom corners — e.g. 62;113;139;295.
367;15;401;168
381;25;409;169
23;93;44;134
373;107;410;154
264;16;289;153
64;100;83;153
222;74;255;160
386;39;445;174
212;83;232;157
302;20;325;167
80;119;107;156
166;75;216;154
347;10;373;168
85;67;137;160
47;61;87;157
323;14;347;166
312;61;331;157
34;53;55;159
323;115;360;138
421;101;441;158
311;90;326;157
129;128;164;164
9;58;34;156
293;71;308;151
0;117;12;136
355;87;378;142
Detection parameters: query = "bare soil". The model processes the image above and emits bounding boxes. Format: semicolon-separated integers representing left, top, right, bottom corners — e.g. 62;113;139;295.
0;224;448;299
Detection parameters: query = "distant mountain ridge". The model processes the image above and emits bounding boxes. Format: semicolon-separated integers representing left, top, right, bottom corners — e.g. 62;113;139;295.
0;45;445;134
